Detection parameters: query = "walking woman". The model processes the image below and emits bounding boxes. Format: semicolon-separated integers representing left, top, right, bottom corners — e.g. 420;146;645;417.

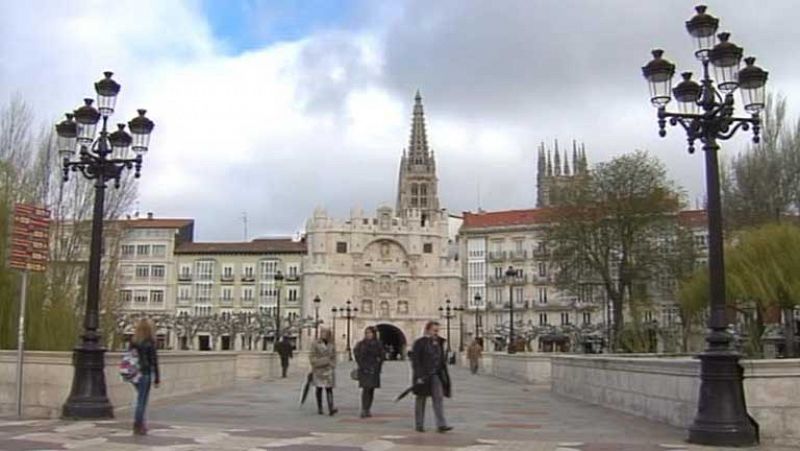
310;328;338;416
131;318;160;435
467;338;483;375
353;326;384;418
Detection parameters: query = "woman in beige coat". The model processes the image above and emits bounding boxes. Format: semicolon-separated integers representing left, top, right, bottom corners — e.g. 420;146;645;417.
310;328;338;415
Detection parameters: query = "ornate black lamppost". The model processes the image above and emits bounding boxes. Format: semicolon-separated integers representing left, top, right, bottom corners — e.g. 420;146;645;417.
505;266;522;354
456;303;465;352
438;299;456;355
57;72;154;419
473;292;483;340
642;5;767;446
274;270;284;345
313;295;322;339
337;300;358;361
330;306;338;348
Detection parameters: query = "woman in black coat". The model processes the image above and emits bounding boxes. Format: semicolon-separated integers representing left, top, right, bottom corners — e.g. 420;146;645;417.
353;326;384;418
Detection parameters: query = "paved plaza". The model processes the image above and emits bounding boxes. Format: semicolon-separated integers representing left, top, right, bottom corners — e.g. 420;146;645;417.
0;361;793;451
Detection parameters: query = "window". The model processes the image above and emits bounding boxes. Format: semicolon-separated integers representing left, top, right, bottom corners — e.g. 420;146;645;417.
195;282;212;301
178;286;191;300
259;260;278;279
514;287;524;305
243;264;255;279
644;311;654;322
136;244;150;257
467;238;486;258
287;287;298;301
151;265;165;280
221;287;233;302
336;242;348;253
196;260;215;281
494;287;503;304
423;243;433;253
582;311;592;325
135;265;150;280
134;290;148;303
514;239;524;252
222;265;234;279
538;287;548;304
539;313;548;325
494;266;503;279
287;264;299;278
560;312;570;325
468;261;485;282
179;264;192;279
538;262;547;277
397;300;409;314
152;244;166;257
242;287;254;301
150;290;164;304
362;300;373;314
121;245;135;259
120;265;134;281
120;290;132;303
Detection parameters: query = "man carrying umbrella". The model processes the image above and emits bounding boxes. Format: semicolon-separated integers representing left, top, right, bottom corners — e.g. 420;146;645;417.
410;321;452;433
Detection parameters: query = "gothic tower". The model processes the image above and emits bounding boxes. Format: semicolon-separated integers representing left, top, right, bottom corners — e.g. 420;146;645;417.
536;139;589;207
396;91;440;224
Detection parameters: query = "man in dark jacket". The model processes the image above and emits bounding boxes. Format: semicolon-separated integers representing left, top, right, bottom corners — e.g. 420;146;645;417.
275;336;294;378
411;321;452;433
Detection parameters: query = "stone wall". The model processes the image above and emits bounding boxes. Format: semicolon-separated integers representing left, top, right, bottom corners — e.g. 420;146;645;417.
485;353;550;385
0;351;283;419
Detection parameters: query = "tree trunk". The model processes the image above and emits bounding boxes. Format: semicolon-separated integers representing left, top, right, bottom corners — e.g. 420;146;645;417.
782;307;797;358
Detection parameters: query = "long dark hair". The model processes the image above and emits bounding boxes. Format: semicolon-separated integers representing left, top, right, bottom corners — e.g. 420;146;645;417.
364;326;378;340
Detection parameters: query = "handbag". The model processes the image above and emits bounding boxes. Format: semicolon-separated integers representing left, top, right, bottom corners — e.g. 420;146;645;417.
350;369;359;381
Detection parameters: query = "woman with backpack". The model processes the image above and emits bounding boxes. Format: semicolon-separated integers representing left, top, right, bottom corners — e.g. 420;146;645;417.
130;318;160;435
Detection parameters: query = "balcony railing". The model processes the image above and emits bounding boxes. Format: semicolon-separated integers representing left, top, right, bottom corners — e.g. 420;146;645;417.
533;249;551;259
509;250;528;260
241;275;255;283
221;274;235;283
285;275;301;282
488;251;506;261
177;274;192;282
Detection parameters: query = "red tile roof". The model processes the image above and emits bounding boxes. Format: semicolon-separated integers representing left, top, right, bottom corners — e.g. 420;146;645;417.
461;209;554;230
677;210;707;228
121;218;194;229
175;238;306;255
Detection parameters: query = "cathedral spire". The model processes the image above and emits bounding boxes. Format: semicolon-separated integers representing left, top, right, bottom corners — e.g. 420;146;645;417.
408;90;430;164
397;91;440;221
553;140;561;176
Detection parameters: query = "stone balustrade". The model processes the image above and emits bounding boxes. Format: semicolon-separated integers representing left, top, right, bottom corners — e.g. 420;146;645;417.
470;352;799;446
0;350;284;418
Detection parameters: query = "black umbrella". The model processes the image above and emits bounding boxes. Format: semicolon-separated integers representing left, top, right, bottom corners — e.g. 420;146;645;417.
299;372;313;405
395;385;415;402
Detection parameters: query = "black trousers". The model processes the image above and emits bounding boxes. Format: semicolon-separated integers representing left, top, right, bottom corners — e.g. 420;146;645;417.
361;388;375;413
315;387;335;414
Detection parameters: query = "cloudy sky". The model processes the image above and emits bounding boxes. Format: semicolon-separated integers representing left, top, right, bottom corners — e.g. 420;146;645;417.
2;0;798;241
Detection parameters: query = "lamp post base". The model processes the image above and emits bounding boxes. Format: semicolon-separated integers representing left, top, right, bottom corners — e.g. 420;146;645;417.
61;346;113;419
687;351;758;446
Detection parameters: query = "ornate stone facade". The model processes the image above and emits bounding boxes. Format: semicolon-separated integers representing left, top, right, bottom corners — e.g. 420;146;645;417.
303;93;461;353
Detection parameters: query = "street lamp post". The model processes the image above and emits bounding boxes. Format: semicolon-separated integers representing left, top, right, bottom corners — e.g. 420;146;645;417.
642;5;766;446
438;299;455;354
274;270;284;347
473;292;482;340
313;295;321;339
340;300;358;361
330;307;338;347
58;72;154;419
505;266;522;354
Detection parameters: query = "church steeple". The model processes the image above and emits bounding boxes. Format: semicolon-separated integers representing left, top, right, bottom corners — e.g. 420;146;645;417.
397;91;440;223
408;90;431;165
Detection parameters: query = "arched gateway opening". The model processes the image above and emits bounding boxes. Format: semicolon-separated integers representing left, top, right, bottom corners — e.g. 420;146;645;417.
377;324;407;361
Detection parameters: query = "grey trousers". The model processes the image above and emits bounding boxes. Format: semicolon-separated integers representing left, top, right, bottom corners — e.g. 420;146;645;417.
414;374;447;429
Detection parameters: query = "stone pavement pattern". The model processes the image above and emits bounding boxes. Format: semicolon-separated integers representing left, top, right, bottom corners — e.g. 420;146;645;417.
0;361;794;451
